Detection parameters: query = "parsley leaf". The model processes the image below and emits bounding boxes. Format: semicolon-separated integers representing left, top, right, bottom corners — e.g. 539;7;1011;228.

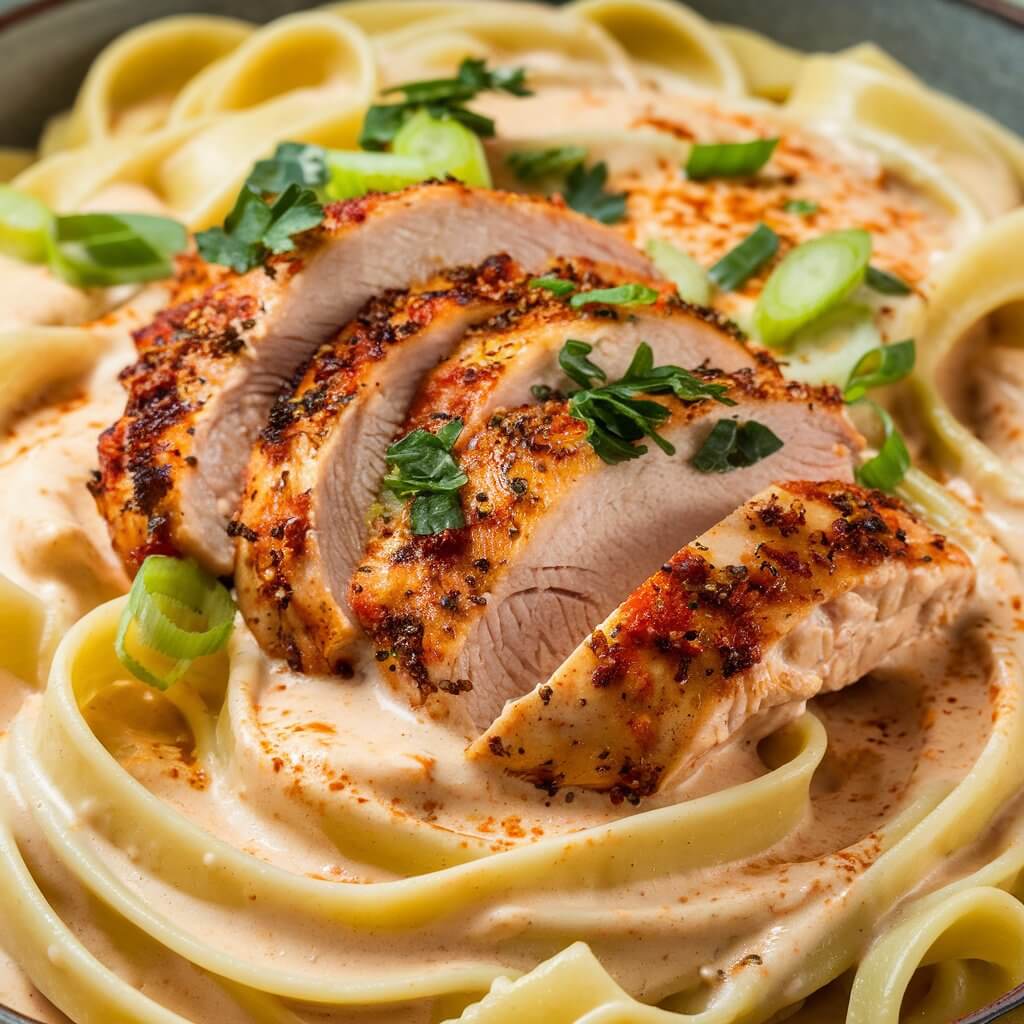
361;58;531;150
569;283;659;308
382;420;468;535
865;265;913;295
529;275;577;296
196;184;325;273
247;142;328;193
559;340;734;464
507;145;587;183
783;198;819;215
563;161;627;225
691;419;784;473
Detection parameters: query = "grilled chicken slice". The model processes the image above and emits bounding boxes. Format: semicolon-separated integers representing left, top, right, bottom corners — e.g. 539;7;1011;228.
91;182;654;576
232;261;751;673
471;481;973;799
351;371;862;729
401;284;756;439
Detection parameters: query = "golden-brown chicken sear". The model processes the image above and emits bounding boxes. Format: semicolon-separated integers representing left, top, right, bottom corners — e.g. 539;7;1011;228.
401;276;756;441
90;182;655;577
470;481;974;800
232;254;654;673
351;371;862;730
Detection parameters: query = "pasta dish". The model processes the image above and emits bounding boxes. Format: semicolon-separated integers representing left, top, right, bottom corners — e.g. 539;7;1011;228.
1;3;1024;1023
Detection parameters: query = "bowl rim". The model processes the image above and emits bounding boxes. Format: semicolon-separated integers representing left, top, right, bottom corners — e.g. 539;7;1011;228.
0;1;1022;1022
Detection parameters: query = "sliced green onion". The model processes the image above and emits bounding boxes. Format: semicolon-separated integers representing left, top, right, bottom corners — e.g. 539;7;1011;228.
708;223;779;292
780;303;881;388
685;138;778;180
843;339;916;403
854;402;910;492
51;213;188;287
865;264;913;296
507;146;586;183
645;238;710;306
0;184;55;263
691;418;784;473
783;199;818;215
530;275;576;296
115;556;235;691
392;109;491;188
324;151;432;200
569;283;659;308
753;228;872;348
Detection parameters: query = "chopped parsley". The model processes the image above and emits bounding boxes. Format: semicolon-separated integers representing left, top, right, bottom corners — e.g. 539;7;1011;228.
560;340;734;464
196;184;324;273
783;198;819;215
359;58;531;150
246;142;328;193
691;419;784;473
383;419;468;535
865;265;913;296
529;275;577;296
507;145;587;183
563;161;627;225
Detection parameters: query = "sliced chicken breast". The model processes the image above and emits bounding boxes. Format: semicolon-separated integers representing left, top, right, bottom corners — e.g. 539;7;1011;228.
91;182;655;576
351;371;862;729
402;287;755;439
471;481;973;800
233;261;749;672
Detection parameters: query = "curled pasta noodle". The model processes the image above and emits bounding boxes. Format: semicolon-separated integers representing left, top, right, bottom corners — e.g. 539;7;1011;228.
784;56;1022;216
712;24;804;101
371;5;638;90
848;887;1024;1023
48;16;252;151
0;573;46;685
567;0;745;95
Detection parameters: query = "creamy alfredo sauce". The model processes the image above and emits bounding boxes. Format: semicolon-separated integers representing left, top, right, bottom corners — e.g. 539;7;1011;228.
0;89;1019;1024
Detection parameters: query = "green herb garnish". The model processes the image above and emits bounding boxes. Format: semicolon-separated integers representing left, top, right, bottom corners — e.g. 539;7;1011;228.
865;265;913;296
708;223;779;292
843;339;915;403
563;161;627;225
383;419;468;535
359;58;531;150
247;142;328;193
560;340;734;464
0;185;188;287
507;145;587;183
855;403;910;491
783;199;819;215
691;419;784;473
569;283;659;309
196;184;324;273
529;275;577;296
685;138;779;180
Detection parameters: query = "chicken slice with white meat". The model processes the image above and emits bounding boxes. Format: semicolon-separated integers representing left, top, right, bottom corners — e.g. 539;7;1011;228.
471;481;974;800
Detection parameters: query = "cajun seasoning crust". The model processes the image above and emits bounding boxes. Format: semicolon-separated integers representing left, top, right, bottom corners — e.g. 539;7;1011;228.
401;271;730;438
471;482;973;801
350;370;847;703
90;262;293;573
